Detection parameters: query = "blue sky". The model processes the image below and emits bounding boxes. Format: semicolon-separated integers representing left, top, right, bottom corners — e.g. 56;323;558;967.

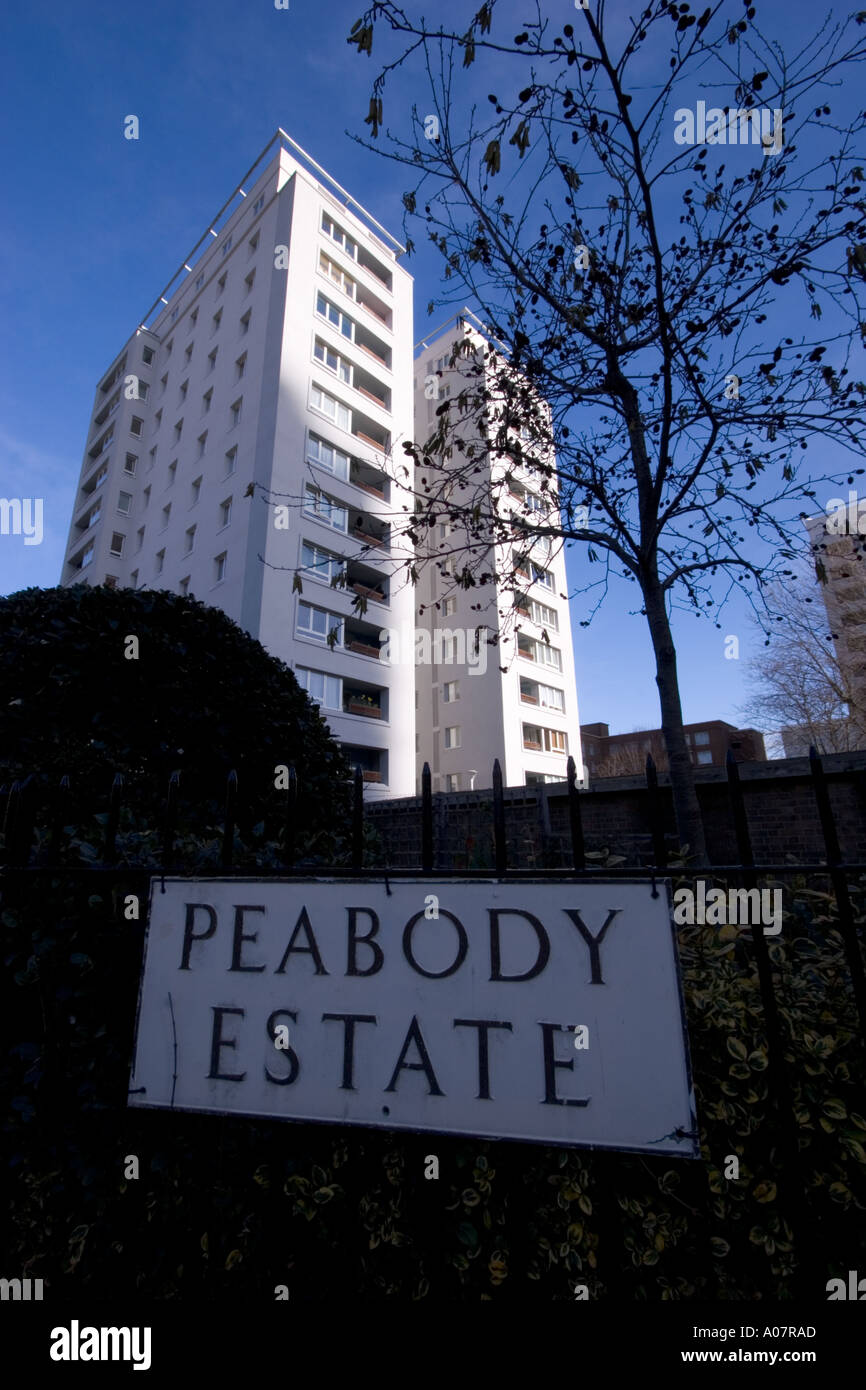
0;0;858;743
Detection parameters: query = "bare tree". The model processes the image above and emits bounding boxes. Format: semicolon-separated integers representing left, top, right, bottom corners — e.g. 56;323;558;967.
741;575;866;752
347;0;866;861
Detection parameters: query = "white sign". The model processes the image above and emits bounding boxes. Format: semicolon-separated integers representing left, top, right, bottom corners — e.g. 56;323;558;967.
128;877;697;1156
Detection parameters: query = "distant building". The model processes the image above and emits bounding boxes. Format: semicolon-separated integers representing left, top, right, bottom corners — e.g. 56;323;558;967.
803;506;866;748
412;312;583;793
580;719;766;778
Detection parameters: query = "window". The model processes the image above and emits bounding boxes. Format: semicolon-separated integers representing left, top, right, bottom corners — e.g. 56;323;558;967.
252;194;265;215
244;269;255;294
202;389;213;414
136;526;145;551
538;683;564;712
316;291;354;340
174;419;183;442
148;446;158;471
142;486;151;509
130;416;143;437
214;552;227;584
445;773;460;792
179;379;189;401
217;272;227;295
693;731;710;746
81;545;94;568
137;381;150;401
155;549;165;574
225;446;237;476
321;211;358;260
167;461;177;486
185;525;196;553
110;532;124;557
442;596;457;618
314;337;351;384
212;309;222;334
239;309;251;335
319;251;356;299
160;373;168;395
191;477;202;506
235;353;246;381
94;466;108;488
198;431;208;457
547;729;568;753
443;680;459;702
248;231;260;255
161;504;171;529
221;235;232;257
124;453;137;475
296;666;342;711
88;503;102;526
130;569;138;588
444;726;461;750
117;491;132;515
165;338;173;356
306;431;350;480
207;348;218;373
195;272;205;290
179;576;190;596
297;602;343;646
696;750;713;765
185;334;195;360
301;539;343;584
310;383;351;431
531;562;554;590
219;497;232;528
142;346;154;365
303;483;347;533
531;600;559;630
153;410;162;434
230;398;242;428
170;306;179;323
442;555;456;577
537;643;562;671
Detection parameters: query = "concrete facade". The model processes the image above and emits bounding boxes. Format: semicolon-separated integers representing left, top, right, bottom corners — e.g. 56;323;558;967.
410;314;582;794
60;132;416;798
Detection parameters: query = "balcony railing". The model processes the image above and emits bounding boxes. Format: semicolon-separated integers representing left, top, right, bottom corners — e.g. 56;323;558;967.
352;526;385;549
346;699;382;719
351;580;386;603
346;639;381;659
355;429;387;453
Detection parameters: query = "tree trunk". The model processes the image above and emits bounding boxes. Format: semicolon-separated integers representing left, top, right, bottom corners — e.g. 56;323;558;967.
642;571;709;865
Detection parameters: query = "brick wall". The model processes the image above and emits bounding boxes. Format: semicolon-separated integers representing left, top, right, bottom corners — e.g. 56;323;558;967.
366;752;866;869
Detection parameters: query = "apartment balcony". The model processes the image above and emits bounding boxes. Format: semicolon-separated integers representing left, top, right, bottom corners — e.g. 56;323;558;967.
352;404;390;456
72;504;102;536
353;363;391;414
355;283;392;332
357;244;393;292
345;617;386;660
341;743;388;787
350;457;389;502
88;427;114;461
350;507;389;552
354;323;391;371
346;559;388;605
343;681;387;720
